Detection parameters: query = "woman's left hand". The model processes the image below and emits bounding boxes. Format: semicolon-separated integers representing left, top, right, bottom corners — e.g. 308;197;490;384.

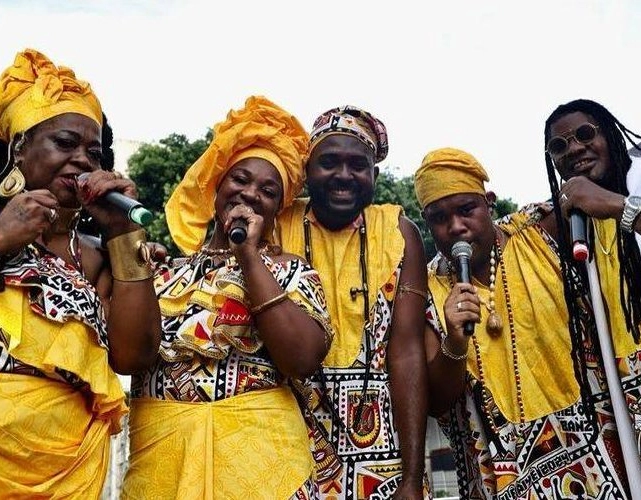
76;171;140;237
559;176;625;220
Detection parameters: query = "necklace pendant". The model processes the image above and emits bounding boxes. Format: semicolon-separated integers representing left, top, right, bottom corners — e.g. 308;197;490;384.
486;312;503;337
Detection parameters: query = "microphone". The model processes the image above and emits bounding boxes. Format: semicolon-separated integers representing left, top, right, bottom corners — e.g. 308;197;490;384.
228;219;248;244
451;241;475;336
569;209;589;261
77;173;153;226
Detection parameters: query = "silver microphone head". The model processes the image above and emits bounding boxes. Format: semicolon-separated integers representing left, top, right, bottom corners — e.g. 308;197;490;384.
451;241;473;260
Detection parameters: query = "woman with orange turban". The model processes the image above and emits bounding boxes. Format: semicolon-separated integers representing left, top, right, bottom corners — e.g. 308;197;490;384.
0;50;160;497
121;96;333;499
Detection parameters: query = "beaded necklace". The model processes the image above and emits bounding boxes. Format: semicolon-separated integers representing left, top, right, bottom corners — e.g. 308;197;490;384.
303;206;372;429
448;237;525;429
200;243;279;260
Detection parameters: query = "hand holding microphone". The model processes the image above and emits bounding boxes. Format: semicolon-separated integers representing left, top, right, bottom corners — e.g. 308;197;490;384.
225;205;259;245
559;188;590;262
569;209;589;261
228;219;248;244
451;241;476;336
77;172;153;226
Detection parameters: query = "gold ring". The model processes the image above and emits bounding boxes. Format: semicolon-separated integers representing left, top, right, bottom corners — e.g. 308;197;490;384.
457;301;462;311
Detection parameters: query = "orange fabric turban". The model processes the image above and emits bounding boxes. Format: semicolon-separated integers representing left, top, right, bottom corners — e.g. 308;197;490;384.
0;49;102;141
165;96;309;255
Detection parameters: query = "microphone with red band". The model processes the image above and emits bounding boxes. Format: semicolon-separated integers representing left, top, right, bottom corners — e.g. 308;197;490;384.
77;173;153;226
570;209;589;261
451;241;475;336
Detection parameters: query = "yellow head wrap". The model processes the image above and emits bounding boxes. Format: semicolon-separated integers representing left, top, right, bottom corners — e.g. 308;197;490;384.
414;147;489;209
165;95;309;255
0;49;102;141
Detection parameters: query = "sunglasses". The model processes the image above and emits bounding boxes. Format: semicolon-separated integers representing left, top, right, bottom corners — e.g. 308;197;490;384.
546;123;600;156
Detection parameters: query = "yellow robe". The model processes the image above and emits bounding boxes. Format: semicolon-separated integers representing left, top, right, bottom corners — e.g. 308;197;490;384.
122;388;314;500
0;286;127;498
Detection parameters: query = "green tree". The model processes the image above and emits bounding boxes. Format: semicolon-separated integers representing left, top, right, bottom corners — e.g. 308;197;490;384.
128;131;212;254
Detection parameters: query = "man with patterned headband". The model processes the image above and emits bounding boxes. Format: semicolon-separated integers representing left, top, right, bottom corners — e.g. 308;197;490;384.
416;147;641;499
278;106;429;499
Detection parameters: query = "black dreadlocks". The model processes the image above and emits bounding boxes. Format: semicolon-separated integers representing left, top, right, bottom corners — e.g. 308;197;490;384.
545;99;641;343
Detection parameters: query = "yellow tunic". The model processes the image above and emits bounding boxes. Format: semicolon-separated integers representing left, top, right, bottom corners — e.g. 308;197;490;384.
277;198;404;367
276;200;413;500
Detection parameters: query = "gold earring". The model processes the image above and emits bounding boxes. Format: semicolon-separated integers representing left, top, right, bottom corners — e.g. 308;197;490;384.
0;166;26;198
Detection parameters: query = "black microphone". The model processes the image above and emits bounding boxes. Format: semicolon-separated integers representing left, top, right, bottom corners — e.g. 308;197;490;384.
451;241;475;336
569;209;589;261
77;173;153;226
228;219;248;244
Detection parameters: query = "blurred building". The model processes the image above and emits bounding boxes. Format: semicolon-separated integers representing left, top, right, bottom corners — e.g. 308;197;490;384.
113;138;142;175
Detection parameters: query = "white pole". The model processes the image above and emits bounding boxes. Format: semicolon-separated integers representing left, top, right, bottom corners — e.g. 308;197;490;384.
585;258;641;499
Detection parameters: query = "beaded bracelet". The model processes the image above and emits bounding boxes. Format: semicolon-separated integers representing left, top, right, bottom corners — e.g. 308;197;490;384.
251;291;288;315
440;335;468;361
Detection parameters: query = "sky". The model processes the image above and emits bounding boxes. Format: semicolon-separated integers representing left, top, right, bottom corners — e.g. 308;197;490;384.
2;0;641;206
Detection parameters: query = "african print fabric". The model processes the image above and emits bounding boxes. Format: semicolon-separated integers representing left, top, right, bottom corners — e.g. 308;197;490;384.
0;243;126;497
277;200;422;500
124;251;333;499
303;269;408;500
426;206;641;499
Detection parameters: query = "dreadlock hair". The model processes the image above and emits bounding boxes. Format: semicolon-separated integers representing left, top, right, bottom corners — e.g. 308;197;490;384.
545;99;641;343
544;99;641;442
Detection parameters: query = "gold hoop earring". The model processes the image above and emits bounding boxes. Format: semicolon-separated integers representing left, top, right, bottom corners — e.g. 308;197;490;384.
0;166;26;198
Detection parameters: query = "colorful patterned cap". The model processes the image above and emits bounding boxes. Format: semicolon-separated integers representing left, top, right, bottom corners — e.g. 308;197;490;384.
0;48;102;141
309;105;388;163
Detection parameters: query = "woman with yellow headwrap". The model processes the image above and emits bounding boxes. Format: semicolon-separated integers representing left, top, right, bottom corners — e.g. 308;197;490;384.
121;96;334;499
0;49;161;497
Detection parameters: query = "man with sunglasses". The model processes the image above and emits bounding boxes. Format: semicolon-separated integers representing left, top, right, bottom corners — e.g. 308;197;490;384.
539;98;641;497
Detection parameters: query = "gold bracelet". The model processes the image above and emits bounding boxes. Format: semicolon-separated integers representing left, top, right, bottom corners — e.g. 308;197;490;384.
251;291;289;315
106;229;153;281
399;284;430;301
440;335;468;361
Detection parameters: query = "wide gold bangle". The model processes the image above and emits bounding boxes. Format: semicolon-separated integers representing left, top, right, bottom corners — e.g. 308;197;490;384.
106;229;153;282
251;291;288;315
